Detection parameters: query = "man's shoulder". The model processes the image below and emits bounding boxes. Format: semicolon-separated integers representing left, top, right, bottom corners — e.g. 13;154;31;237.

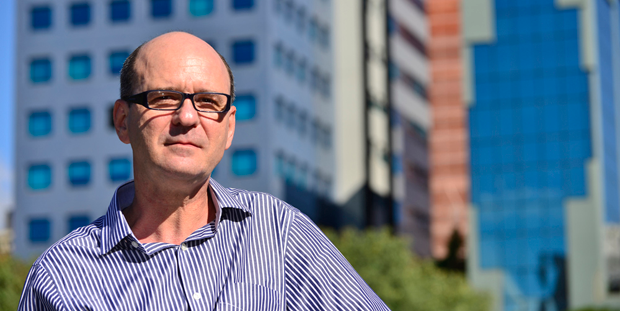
222;186;301;215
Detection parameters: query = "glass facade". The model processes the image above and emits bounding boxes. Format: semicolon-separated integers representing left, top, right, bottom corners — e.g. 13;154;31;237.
31;6;52;30
232;40;255;64
233;0;253;10
29;111;52;137
151;0;172;18
110;0;130;22
189;0;213;16
231;149;257;176
68;161;91;186
30;58;52;83
68;108;91;134
68;215;90;232
469;0;589;309
29;218;51;242
235;94;256;121
108;158;131;182
70;3;91;26
596;0;620;223
109;50;129;75
69;54;91;80
28;164;52;190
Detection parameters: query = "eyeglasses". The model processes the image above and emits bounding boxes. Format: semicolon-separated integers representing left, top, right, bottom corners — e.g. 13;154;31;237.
122;90;232;113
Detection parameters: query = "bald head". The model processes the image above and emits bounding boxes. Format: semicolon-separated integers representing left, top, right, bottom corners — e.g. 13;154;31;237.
120;32;235;101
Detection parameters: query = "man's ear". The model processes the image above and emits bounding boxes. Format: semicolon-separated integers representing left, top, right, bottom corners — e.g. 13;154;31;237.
225;105;236;150
114;99;131;144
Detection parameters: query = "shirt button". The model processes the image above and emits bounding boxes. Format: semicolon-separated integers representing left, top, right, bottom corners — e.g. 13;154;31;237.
193;292;202;300
131;241;139;248
181;243;188;251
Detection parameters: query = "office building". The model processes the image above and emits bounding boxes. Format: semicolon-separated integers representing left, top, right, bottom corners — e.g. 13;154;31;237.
459;0;620;309
13;0;333;259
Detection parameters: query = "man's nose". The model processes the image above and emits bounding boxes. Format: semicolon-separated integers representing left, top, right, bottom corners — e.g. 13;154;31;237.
172;98;199;127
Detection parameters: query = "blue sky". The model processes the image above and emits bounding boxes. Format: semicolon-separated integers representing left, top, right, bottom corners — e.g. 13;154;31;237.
0;0;15;227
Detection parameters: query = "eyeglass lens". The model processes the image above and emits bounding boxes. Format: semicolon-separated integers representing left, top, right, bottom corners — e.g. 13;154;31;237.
146;91;228;112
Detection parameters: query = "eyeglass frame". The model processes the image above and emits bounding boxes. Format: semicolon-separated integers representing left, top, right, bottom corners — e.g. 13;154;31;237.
121;90;232;113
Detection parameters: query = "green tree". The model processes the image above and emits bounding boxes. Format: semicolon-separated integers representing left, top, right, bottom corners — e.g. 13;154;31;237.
323;227;489;311
0;255;30;310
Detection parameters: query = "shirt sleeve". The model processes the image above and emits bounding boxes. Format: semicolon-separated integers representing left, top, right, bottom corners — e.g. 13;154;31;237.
284;212;390;311
18;263;66;311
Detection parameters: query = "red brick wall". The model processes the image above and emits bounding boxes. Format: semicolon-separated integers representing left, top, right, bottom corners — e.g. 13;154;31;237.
428;0;470;259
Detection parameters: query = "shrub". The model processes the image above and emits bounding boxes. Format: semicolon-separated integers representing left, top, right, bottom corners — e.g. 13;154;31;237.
0;255;30;310
323;227;490;311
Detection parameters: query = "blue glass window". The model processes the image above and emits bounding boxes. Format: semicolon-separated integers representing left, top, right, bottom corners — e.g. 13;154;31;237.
110;0;130;21
108;158;131;182
296;59;306;82
28;164;52;190
68;161;91;186
29;218;51;242
189;0;213;16
233;0;254;10
69;54;91;80
151;0;172;18
232;40;255;64
31;6;52;30
30;58;52;83
68;215;90;232
235;94;256;121
29;111;52;137
109;50;129;75
68;108;91;134
70;3;91;26
232;149;257;176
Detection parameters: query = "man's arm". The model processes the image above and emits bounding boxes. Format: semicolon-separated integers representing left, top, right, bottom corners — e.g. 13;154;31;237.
18;263;66;311
284;213;390;311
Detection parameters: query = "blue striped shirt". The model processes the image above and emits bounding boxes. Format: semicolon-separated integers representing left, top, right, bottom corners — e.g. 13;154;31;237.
19;179;389;310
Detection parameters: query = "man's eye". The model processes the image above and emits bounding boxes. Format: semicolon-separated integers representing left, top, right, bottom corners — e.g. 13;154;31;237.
196;96;216;103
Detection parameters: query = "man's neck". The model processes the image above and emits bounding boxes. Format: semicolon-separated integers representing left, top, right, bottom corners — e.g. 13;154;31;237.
122;177;216;245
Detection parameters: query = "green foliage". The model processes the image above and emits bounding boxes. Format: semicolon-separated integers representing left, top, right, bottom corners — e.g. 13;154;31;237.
0;255;30;310
323;227;490;311
571;308;620;311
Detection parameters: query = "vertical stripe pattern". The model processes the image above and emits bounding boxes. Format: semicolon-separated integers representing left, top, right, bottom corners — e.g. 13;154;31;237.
18;179;390;310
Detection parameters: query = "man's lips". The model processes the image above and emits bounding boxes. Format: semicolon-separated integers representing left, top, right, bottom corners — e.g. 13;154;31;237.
164;141;201;148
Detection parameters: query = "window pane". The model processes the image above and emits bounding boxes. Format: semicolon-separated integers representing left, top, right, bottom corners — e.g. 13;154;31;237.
110;0;130;21
109;50;129;75
28;164;52;190
68;161;91;186
29;218;51;242
235;94;256;121
28;111;52;137
108;158;131;182
151;0;172;18
189;0;213;16
69;108;91;134
31;6;52;30
70;3;91;26
232;149;257;176
30;58;52;83
233;0;254;10
296;58;306;82
275;97;284;121
68;215;90;232
232;40;255;64
69;54;91;80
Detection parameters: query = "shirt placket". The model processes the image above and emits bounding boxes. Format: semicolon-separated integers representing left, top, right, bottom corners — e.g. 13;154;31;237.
178;241;206;310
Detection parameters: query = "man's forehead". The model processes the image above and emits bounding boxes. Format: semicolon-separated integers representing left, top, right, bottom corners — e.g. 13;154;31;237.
133;33;228;86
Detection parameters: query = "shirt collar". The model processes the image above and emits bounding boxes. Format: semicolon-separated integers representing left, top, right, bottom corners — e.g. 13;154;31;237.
99;178;251;255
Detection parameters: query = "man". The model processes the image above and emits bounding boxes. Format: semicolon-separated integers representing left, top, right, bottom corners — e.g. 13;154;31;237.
19;32;389;310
